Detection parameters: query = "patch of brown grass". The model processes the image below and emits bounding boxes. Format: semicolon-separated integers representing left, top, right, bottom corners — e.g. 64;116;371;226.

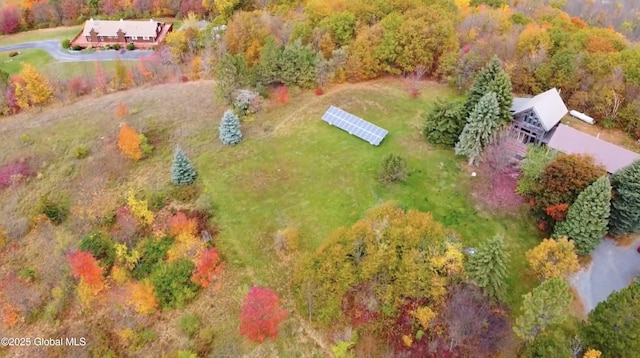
610;234;639;248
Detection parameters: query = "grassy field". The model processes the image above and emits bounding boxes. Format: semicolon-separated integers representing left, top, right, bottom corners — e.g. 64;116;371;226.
0;49;54;74
0;79;542;355
0;25;82;47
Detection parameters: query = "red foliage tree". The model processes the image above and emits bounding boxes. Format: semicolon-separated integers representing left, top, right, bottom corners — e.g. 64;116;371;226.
239;286;288;343
68;76;91;97
0;6;21;35
191;248;223;287
274;85;289;105
545;203;569;222
66;250;104;286
59;0;84;21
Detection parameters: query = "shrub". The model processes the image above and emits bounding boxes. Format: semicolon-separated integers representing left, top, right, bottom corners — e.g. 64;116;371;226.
72;45;82;51
178;313;201;338
68;76;91;97
232;89;261;116
274;85;289;104
0;160;34;190
422;98;465;147
378;153;408;184
115;103;128;118
140;134;153;156
150;258;199;309
72;145;90;159
127;43;135;51
132;236;175;280
8;51;18;57
315;87;324;96
79;231;116;275
118;123;143;160
191;248;222;288
113;44;121;50
38;195;69;225
167;185;201;203
61;39;71;49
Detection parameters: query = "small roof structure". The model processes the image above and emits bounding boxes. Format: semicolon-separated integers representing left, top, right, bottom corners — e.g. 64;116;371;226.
511;88;568;132
82;18;159;38
547;124;640;173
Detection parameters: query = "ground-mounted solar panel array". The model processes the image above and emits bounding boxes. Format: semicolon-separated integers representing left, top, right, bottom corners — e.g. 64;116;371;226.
321;106;389;146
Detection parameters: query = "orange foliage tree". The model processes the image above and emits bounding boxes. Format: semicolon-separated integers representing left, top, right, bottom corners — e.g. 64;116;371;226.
1;302;20;327
239;286;288;343
115;103;128;118
127;281;158;315
545;203;569;222
67;250;107;304
117;123;143;160
191;248;222;288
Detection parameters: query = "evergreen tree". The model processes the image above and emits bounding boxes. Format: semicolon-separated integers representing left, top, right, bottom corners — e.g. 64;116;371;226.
257;36;283;86
219;110;243;145
465;236;509;301
171;147;197;186
513;277;572;342
581;281;640;357
455;92;500;165
422;97;465;147
554;176;612;255
486;70;514;125
462;56;502;118
214;54;250;104
608;159;640;237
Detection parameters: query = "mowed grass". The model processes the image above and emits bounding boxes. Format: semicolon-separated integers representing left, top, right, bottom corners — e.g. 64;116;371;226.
0;25;82;47
196;80;541;308
1;49;54;74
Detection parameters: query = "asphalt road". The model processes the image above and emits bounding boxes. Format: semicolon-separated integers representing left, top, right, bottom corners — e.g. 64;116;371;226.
0;40;154;62
570;236;640;313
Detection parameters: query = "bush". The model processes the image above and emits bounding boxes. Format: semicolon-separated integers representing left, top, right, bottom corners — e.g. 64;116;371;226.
233;89;261;116
72;145;90;159
127;43;135;51
422;98;465;147
79;231;116;275
315;87;324;96
167;184;201;203
112;44;121;50
150;258;199;309
72;45;82;51
61;39;71;49
68;76;91;97
178;313;201;338
0;160;34;190
140;134;153;156
132;236;174;280
378;153;408;184
8;51;18;57
38;195;69;225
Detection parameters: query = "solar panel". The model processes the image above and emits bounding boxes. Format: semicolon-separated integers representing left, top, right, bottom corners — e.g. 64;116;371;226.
321;106;388;146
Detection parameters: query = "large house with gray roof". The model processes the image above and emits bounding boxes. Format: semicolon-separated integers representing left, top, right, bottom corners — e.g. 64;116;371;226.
510;88;640;173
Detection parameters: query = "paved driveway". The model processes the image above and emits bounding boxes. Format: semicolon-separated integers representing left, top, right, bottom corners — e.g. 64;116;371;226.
0;40;153;62
570;237;640;313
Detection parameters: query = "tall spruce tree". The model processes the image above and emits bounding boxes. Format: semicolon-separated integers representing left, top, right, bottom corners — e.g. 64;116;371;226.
219;110;243;145
462;56;513;125
465;236;509;301
608;159;640;237
171;146;197;186
513;277;572;342
554;176;612;255
455;92;500;165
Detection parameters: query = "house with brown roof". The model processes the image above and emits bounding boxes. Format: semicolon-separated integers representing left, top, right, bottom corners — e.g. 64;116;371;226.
71;18;173;49
509;88;640;173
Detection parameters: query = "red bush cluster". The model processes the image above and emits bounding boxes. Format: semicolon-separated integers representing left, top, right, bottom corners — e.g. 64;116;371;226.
0;160;34;190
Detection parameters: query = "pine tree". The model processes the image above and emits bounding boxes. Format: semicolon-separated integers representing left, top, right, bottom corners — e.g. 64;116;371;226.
422;97;465;147
219;110;243;145
608;159;640;237
455;92;500;165
465;236;509;301
171;146;197;186
554;176;611;255
486;70;514;125
513;277;572;342
462;56;502;118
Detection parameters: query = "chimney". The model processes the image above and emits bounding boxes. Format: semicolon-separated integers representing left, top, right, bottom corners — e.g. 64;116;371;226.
90;17;94;22
120;18;123;22
150;18;153;22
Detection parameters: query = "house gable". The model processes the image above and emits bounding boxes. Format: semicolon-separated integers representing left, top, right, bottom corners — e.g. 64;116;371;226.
510;88;568;132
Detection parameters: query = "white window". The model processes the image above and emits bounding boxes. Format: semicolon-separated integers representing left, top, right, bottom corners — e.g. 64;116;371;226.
143;36;149;40
131;36;138;40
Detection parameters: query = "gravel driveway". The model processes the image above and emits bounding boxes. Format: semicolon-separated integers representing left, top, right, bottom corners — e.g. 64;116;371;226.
570;237;640;313
0;40;153;62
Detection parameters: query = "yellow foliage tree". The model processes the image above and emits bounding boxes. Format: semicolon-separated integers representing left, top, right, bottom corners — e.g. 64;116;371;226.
112;59;132;90
583;349;602;358
213;0;241;19
14;63;53;109
165;30;188;63
412;306;436;330
126;190;154;226
525;237;580;281
117;123;143;160
189;56;203;80
111;265;130;285
115;243;141;270
77;279;107;306
127;281;158;315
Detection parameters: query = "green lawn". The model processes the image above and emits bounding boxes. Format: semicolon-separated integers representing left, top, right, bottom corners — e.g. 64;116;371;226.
1;49;54;74
196;82;541;308
0;26;82;47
